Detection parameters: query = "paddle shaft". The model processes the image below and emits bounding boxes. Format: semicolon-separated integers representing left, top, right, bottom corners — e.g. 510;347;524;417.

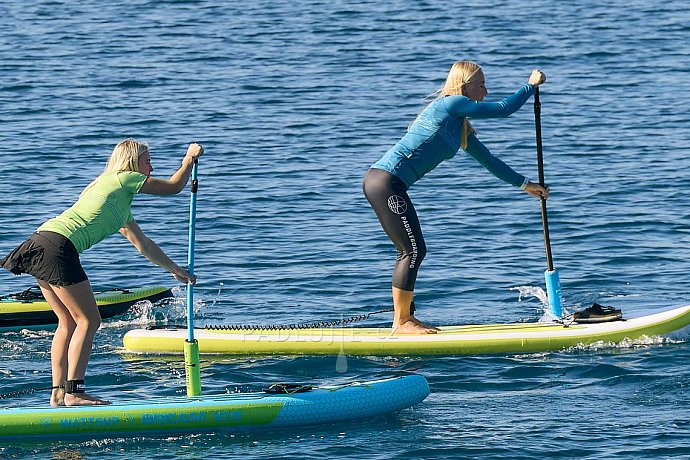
185;159;201;396
534;88;563;318
186;159;198;340
534;88;555;272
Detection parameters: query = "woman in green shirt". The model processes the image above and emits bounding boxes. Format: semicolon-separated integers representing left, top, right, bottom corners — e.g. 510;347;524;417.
1;139;203;406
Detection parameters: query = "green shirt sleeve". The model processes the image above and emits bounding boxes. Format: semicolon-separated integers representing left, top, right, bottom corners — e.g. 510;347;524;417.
117;171;147;223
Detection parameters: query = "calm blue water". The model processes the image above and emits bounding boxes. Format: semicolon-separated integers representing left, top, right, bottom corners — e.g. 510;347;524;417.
2;0;690;458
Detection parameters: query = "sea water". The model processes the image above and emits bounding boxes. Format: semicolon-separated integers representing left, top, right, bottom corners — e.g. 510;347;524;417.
1;0;689;458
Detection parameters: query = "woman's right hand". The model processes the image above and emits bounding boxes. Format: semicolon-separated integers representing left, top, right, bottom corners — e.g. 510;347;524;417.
185;143;204;161
529;69;546;86
524;181;550;199
173;267;197;285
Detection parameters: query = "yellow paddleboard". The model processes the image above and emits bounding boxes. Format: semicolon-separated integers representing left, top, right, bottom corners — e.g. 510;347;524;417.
123;304;690;356
1;286;172;330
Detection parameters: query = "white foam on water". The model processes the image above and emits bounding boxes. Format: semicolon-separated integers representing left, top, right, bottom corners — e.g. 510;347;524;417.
511;285;572;322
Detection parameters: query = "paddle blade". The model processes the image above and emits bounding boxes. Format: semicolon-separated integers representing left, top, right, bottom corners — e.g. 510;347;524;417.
544;269;563;318
184;339;202;396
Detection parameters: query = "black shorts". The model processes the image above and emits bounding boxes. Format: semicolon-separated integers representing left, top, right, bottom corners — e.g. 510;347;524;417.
0;231;88;286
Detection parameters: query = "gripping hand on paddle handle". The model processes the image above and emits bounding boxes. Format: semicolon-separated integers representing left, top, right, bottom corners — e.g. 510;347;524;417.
529;69;546;86
185;143;204;161
173;267;197;285
523;181;550;199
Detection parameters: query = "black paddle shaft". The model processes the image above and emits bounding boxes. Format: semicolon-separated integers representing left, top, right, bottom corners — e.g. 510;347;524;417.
534;88;555;272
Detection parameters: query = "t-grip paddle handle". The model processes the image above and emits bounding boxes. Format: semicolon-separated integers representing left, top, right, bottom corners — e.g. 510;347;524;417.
534;88;564;319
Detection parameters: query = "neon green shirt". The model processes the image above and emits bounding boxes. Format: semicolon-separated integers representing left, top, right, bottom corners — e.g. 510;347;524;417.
38;171;147;253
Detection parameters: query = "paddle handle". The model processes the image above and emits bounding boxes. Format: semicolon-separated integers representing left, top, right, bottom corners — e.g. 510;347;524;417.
534;88;555;272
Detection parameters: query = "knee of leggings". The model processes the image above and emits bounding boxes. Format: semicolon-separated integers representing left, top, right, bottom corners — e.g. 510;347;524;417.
415;240;427;264
417;240;426;259
398;242;427;266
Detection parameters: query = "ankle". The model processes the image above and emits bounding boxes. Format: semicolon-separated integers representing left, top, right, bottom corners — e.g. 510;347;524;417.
65;379;86;395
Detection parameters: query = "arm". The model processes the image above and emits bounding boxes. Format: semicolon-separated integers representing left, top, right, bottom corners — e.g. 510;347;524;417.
444;84;535;119
139;143;204;195
445;69;547;119
464;133;526;187
464;134;549;199
119;220;196;284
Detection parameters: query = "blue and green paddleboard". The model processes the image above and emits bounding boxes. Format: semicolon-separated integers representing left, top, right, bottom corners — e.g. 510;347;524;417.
0;375;429;439
0;286;172;331
123;304;690;356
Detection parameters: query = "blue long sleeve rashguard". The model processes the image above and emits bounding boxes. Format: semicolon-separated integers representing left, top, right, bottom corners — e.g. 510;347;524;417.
371;83;535;188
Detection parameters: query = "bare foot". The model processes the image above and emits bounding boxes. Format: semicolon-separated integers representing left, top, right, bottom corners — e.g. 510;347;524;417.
392;320;438;335
410;315;441;332
64;392;112;406
50;387;65;408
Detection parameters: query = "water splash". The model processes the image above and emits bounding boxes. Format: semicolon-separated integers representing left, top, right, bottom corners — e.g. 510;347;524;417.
568;334;676;353
103;286;205;330
208;282;224;310
513;285;549;305
511;285;571;322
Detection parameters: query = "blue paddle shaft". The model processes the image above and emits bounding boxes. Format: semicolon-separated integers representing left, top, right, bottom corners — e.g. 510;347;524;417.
186;160;198;342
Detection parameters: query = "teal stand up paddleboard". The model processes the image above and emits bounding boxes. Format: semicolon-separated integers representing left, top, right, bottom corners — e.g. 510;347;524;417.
0;375;429;439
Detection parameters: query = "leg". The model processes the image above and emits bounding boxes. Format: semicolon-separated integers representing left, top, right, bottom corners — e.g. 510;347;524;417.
389;211;438;333
38;280;74;407
39;279;110;406
392;287;432;333
392;287;440;333
363;169;437;334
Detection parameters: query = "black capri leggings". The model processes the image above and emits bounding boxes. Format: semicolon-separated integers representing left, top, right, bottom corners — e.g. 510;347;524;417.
363;168;427;292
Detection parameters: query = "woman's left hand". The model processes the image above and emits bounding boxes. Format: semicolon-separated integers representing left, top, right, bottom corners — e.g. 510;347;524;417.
524;181;549;199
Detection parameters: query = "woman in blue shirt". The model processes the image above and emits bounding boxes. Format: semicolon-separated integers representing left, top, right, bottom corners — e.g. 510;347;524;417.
363;61;548;334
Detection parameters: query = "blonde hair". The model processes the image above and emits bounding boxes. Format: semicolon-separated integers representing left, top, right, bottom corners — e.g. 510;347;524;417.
103;139;149;174
80;139;149;196
439;61;482;150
